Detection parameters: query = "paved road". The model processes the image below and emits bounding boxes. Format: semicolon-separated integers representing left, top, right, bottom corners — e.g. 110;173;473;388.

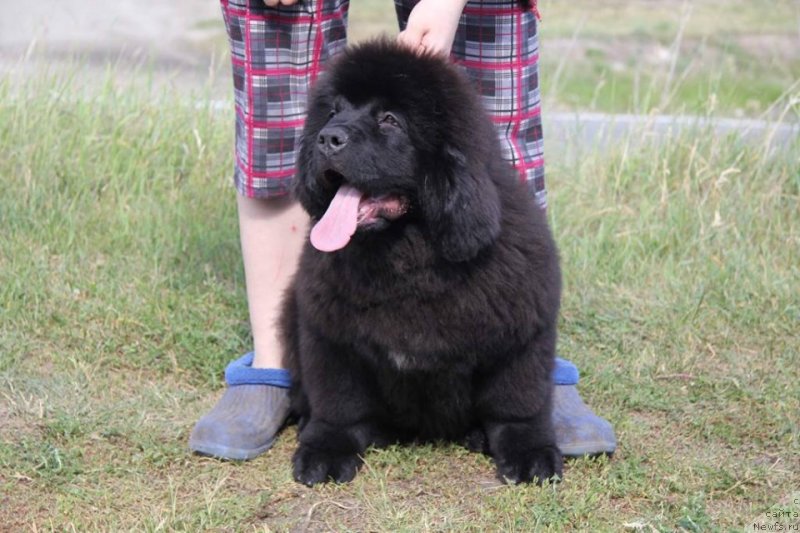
0;0;221;65
0;0;227;93
546;112;798;150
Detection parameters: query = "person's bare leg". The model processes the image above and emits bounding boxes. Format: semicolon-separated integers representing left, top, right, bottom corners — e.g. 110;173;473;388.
237;194;308;368
189;194;308;460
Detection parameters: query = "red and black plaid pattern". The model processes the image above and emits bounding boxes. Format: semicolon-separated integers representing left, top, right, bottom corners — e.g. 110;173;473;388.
221;0;545;209
221;0;350;197
396;0;545;209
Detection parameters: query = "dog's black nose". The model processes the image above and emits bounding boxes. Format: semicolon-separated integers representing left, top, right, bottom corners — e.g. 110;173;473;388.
317;126;348;157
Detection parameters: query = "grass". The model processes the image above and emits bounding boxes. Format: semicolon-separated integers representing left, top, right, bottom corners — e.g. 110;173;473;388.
538;0;800;116
1;1;799;530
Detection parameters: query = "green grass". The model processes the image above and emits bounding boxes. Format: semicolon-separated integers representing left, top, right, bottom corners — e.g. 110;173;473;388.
1;69;798;531
2;1;799;530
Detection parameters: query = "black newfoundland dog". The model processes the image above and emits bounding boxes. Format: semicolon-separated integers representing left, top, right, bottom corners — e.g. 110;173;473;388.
280;40;562;486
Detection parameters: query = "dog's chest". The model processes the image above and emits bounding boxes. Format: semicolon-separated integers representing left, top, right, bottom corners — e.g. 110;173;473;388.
387;349;415;371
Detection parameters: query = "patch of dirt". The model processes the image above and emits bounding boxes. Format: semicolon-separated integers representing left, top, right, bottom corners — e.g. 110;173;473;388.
0;491;57;532
736;34;800;62
0;402;43;441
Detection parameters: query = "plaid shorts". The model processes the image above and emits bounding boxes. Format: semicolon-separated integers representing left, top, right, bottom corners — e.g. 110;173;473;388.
221;0;546;209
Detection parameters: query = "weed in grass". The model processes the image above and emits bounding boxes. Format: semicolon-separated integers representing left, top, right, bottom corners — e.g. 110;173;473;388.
1;438;84;487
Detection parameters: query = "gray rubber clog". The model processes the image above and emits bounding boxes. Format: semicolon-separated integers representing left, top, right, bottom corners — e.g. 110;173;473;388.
189;353;291;461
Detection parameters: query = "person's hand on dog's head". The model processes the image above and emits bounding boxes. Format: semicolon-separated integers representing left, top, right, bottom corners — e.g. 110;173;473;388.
397;0;469;57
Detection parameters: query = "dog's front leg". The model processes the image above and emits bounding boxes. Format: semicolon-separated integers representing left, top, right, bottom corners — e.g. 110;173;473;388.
293;417;384;486
292;333;387;486
475;335;563;485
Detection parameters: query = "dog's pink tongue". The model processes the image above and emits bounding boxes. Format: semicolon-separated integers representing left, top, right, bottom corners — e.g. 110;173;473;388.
310;184;363;252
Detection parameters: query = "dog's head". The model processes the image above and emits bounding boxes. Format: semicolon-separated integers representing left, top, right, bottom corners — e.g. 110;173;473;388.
295;40;502;262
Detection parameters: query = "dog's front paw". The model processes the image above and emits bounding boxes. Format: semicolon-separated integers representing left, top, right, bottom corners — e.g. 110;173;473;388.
464;427;488;454
495;445;563;485
292;444;362;486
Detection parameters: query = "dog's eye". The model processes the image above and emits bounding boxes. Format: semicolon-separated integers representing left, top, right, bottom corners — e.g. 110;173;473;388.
379;113;400;128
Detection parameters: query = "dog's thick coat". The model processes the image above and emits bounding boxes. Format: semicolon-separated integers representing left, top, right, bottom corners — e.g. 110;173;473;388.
281;41;562;485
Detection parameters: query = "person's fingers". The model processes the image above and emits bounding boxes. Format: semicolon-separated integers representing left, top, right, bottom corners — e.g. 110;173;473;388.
431;39;453;57
415;34;447;57
397;28;424;51
398;29;430;56
397;30;413;49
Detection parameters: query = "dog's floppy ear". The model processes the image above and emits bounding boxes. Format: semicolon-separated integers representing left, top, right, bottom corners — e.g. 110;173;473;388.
291;80;335;218
292;130;326;216
422;146;501;262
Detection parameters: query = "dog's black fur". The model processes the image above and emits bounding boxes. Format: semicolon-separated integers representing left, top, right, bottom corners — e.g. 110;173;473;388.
281;40;562;486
